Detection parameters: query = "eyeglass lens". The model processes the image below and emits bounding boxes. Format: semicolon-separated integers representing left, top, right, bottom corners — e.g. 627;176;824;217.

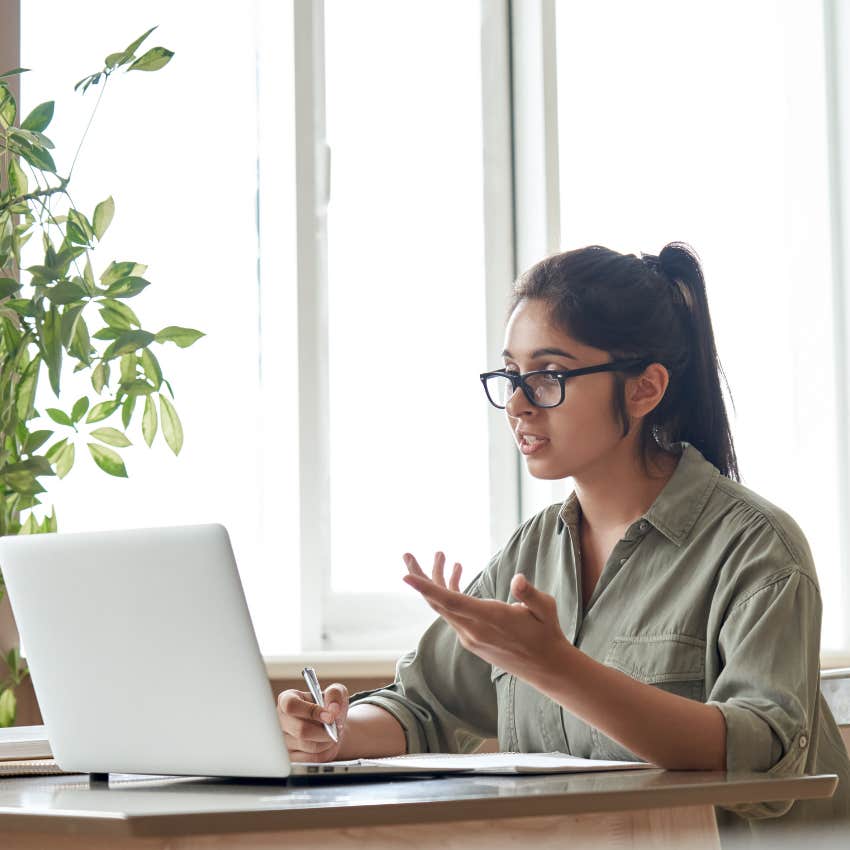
486;372;562;408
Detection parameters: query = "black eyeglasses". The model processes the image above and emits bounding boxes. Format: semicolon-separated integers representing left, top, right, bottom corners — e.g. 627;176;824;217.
479;358;651;409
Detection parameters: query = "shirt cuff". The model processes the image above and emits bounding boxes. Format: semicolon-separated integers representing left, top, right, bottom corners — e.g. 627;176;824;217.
709;700;809;820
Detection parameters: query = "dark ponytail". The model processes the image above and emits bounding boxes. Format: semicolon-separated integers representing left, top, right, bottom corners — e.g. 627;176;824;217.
508;242;740;482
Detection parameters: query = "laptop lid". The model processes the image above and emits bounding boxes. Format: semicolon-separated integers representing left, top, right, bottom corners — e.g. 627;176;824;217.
0;524;294;778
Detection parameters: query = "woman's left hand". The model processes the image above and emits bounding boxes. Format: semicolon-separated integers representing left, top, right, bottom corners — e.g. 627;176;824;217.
402;551;571;683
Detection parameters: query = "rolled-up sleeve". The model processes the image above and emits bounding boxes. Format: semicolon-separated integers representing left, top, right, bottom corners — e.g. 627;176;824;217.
706;567;821;819
348;566;499;754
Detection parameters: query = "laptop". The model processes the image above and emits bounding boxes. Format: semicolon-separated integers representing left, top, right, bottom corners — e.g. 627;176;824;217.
0;523;444;779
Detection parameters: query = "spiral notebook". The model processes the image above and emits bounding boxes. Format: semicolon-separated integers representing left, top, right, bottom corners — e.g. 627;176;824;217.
0;758;71;777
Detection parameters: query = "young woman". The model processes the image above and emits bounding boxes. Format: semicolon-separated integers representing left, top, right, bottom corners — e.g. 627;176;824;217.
278;243;850;838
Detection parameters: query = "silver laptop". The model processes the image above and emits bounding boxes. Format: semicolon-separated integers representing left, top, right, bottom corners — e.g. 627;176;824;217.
0;524;429;779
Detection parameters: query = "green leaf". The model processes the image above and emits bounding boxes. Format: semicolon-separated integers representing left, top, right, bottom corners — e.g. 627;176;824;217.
87;443;127;478
47;280;87;305
93;196;114;240
100;305;132;330
60;303;85;347
0;83;15;129
7;157;27;195
116;27;157;66
20;513;38;535
5;457;54;477
24;430;52;454
21;100;54;133
154;326;204;348
55;442;75;479
103;329;155;358
93;327;122;341
16;358;40;421
7;134;56;172
128;47;174;73
121;394;136;428
4;647;21;678
142;394;157;447
0;277;21;299
106;276;150;298
71;397;89;423
0;469;44;495
120;353;137;383
141;348;162;389
0;68;30;78
90;427;131;448
40;306;63;395
101;298;139;327
0;687;16;727
100;261;146;286
159;394;183;455
86;399;120;423
46;408;72;427
91;361;109;394
45;437;67;462
67;209;95;246
28;129;54;150
69;313;93;366
82;257;97;295
73;72;102;94
121;380;155;398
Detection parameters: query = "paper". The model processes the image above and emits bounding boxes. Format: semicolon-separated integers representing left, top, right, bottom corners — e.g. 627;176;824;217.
0;725;52;761
359;751;655;774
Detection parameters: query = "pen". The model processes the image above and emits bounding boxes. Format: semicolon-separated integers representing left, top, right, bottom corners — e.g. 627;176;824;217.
301;666;339;743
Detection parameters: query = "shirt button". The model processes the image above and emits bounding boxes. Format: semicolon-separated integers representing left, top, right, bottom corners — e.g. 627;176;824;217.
799;735;808;749
619;557;627;565
639;521;648;532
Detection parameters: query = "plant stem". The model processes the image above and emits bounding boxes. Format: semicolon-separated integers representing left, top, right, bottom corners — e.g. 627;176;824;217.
68;74;109;179
0;180;67;214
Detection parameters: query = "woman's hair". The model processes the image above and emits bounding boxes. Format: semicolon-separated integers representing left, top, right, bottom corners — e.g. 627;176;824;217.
508;242;740;482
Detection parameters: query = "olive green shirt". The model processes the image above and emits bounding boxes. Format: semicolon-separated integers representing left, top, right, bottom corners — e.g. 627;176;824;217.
351;441;850;837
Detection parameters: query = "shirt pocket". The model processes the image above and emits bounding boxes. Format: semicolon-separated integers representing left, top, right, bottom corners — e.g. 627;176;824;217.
591;634;707;760
490;666;518;751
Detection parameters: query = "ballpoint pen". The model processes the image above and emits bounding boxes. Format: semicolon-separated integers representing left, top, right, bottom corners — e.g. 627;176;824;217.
301;666;339;743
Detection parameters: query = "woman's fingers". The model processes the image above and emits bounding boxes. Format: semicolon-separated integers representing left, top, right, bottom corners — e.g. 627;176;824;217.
403;551;459;592
402;553;428;579
432;551;447;587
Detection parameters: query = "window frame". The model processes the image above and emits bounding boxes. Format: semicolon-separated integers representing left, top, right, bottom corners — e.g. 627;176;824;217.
293;0;528;650
3;0;848;662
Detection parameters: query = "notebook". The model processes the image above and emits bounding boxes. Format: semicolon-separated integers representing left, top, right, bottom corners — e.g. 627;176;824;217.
0;725;51;761
0;524;655;780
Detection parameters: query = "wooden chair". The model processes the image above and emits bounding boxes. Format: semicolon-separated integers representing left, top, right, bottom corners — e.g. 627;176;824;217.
821;667;850;754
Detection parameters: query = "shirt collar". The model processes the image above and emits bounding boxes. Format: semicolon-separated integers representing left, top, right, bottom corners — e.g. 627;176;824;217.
556;441;721;547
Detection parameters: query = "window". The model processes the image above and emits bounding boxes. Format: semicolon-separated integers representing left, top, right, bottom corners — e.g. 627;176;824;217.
552;0;846;651
19;1;301;652
316;0;492;648
7;1;850;660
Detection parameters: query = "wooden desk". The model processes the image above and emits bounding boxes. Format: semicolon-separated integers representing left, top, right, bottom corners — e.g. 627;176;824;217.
0;768;838;850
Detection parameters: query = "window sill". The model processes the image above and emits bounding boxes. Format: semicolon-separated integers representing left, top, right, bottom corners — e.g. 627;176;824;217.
264;651;401;681
821;650;850;672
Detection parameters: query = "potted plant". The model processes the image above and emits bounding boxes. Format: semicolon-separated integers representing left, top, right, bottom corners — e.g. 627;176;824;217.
0;27;202;725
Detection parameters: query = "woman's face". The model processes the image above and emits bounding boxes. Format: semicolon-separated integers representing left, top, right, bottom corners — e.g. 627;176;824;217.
501;298;630;481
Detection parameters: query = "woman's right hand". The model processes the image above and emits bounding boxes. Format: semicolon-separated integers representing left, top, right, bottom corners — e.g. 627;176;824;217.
276;683;349;762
